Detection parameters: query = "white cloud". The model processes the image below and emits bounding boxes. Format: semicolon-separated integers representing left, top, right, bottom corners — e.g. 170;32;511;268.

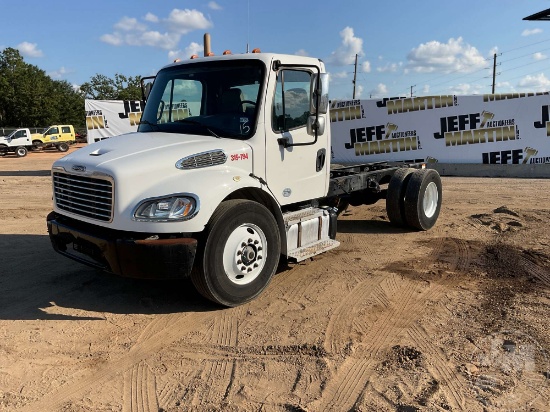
361;61;371;73
295;49;309;57
140;31;180;49
369;83;388;98
115;16;146;32
169;42;204;61
17;42;43;58
407;37;485;74
517;73;550;92
101;8;212;50
329;27;364;66
331;71;349;79
355;84;364;98
447;83;484;95
48;66;71;80
166;9;212;35
100;33;123;46
422;84;430;94
533;52;547;60
377;62;401;73
144;13;159;23
208;2;222;10
522;28;543;37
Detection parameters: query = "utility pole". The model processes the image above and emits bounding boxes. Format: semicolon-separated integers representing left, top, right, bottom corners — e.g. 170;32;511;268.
492;53;497;94
410;85;416;97
352;54;358;99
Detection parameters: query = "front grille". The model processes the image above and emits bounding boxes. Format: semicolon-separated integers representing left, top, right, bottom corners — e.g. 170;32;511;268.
176;150;227;170
53;172;113;222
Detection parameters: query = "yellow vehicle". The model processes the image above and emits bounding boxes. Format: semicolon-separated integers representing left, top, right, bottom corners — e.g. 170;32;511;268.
32;125;75;152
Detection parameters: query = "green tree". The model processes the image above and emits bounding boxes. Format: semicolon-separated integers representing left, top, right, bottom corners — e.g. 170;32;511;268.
80;73;142;100
0;47;85;128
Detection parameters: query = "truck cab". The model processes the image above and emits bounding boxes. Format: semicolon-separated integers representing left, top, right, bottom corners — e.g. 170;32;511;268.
32;125;75;151
0;128;33;157
46;52;441;307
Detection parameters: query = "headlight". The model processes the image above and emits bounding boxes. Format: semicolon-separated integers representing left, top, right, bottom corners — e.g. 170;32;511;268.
133;194;199;221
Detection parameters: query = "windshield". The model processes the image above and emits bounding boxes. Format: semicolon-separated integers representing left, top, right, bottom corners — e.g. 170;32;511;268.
139;59;265;139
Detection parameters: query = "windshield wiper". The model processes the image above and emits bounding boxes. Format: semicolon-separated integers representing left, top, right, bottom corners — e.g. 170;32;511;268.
139;119;159;131
176;118;220;138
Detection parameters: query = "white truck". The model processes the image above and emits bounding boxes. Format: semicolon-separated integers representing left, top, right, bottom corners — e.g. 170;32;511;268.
0;128;34;157
47;52;442;306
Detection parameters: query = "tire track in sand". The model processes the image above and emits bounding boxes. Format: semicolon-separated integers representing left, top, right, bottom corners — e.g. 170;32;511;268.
314;236;474;411
122;361;159;412
187;306;245;407
314;276;435;411
17;311;216;412
408;324;466;410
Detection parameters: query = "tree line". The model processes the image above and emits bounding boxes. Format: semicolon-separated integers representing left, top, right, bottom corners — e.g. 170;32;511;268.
0;48;142;130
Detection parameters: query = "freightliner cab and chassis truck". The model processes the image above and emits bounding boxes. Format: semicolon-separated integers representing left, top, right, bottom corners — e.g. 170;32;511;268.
47;52;442;307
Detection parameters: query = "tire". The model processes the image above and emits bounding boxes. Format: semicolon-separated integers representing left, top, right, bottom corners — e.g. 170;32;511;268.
404;169;442;231
15;146;28;157
386;167;414;226
191;199;281;307
57;142;69;152
0;144;7;156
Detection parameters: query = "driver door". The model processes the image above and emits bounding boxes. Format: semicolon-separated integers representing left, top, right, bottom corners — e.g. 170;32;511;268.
265;68;329;205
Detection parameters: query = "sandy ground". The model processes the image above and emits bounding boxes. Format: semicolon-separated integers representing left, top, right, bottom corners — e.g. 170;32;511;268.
0;145;549;412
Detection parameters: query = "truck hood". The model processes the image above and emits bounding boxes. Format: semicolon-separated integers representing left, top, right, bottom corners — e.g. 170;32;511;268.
54;132;251;171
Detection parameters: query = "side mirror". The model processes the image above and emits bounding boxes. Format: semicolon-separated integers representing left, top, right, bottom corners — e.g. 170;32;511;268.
310;73;329;115
141;76;156;103
307;115;326;136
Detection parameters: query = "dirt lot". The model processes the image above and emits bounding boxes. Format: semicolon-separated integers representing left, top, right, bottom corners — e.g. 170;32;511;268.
0;146;549;412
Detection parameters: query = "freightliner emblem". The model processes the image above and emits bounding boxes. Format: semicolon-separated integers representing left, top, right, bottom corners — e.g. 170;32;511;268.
72;165;86;172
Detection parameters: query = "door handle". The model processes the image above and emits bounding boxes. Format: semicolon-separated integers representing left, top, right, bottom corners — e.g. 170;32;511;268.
316;148;326;172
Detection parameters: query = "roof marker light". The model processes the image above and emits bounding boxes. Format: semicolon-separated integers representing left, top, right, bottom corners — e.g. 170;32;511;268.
252;48;261;53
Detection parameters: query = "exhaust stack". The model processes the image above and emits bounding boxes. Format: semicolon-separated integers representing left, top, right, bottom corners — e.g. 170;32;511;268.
204;33;212;57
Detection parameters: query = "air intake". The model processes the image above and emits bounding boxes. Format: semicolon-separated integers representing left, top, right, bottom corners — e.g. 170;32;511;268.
176;150;227;170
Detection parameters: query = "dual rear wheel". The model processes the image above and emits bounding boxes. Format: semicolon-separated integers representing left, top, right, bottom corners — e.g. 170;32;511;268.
386;168;442;231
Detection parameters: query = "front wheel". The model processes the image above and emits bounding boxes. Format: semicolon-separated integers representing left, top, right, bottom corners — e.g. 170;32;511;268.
191;199;281;307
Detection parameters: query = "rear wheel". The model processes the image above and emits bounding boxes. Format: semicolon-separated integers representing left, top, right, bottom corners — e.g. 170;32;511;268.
386;167;414;226
15;146;28;157
191;199;281;307
404;169;442;230
57;142;69;152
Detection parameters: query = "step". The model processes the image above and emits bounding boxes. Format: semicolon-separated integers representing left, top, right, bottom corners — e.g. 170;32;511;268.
287;238;340;262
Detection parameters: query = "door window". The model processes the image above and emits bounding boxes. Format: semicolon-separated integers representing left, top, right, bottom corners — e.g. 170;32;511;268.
272;70;312;132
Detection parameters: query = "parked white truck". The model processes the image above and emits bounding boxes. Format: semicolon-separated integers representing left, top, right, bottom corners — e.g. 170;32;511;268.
0;128;34;157
47;52;442;306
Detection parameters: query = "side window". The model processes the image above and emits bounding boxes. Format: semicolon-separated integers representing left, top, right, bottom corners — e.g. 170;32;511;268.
47;127;59;135
158;79;202;124
272;69;311;132
61;126;71;133
15;130;26;139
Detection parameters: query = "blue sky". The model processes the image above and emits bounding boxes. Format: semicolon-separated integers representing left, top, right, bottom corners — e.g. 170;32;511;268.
3;0;550;99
